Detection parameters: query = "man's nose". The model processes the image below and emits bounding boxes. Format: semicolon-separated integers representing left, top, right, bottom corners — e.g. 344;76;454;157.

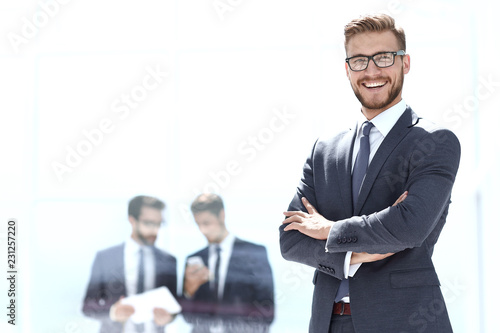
364;58;382;75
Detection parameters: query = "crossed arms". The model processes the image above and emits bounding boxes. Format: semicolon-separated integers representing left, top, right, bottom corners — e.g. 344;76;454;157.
279;128;461;277
283;192;407;264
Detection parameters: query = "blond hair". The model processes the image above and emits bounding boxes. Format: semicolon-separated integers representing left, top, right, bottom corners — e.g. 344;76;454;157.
344;14;406;51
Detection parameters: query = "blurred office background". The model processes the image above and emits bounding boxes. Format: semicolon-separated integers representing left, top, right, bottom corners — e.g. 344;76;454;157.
0;0;498;332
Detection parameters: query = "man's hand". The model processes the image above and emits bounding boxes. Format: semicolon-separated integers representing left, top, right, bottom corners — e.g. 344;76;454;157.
153;307;174;326
282;197;333;240
183;264;209;298
350;252;394;264
392;191;408;207
350;191;408;264
109;296;135;323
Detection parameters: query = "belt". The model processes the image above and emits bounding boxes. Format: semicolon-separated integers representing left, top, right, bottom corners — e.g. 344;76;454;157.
333;302;351;316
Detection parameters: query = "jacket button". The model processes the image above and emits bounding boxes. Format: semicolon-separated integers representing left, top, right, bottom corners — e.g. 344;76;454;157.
352;237;357;242
342;237;347;243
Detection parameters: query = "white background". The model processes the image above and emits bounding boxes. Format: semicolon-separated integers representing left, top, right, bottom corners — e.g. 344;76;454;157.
0;0;499;332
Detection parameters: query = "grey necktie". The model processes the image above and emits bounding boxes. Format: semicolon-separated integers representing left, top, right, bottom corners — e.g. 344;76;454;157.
334;121;374;303
135;248;145;332
137;248;145;294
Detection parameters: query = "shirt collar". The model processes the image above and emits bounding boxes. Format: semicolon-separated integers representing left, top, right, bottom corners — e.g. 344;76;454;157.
356;99;407;138
125;236;150;254
210;233;235;253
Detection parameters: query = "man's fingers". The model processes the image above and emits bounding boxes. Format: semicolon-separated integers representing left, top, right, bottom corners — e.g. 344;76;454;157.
118;304;135;316
351;252;396;264
195;268;209;280
301;197;317;214
283;222;301;232
283;210;308;218
186;267;208;281
125;307;135;315
153;307;169;316
282;199;318;222
153;307;173;326
185;266;197;274
392;191;408;206
282;214;305;224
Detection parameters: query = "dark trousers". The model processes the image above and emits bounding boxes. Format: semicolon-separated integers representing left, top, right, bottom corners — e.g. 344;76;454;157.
329;315;355;333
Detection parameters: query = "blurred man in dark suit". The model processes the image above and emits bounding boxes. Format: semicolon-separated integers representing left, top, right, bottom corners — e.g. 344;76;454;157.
181;193;274;333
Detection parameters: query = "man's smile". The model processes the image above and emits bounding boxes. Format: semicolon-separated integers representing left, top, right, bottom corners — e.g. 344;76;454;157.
362;81;388;89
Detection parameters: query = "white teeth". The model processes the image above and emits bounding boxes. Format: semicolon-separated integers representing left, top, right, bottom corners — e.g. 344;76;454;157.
365;82;385;88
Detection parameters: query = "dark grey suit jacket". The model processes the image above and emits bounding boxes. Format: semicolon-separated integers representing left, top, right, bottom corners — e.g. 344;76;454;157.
82;243;177;333
280;106;460;332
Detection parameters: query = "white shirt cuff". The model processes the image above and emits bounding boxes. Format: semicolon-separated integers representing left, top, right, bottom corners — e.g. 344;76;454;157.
344;251;362;278
325;224;335;253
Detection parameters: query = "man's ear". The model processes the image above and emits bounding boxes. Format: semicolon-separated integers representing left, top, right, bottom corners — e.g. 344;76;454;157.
345;62;350;78
403;54;410;74
218;209;225;223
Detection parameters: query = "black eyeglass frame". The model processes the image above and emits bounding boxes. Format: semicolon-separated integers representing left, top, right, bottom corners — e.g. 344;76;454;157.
345;50;406;72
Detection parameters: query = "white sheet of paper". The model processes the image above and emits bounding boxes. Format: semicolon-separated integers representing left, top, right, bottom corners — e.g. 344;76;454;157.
121;286;182;324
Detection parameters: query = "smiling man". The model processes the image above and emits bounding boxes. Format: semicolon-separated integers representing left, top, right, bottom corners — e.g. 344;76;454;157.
280;14;460;333
347;29;408;117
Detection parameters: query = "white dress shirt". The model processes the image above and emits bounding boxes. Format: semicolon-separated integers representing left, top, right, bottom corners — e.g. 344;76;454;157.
123;237;157;333
345;99;408;274
330;99;408;302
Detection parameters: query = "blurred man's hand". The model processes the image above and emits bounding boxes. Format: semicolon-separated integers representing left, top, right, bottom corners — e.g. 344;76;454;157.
183;264;209;297
110;297;135;323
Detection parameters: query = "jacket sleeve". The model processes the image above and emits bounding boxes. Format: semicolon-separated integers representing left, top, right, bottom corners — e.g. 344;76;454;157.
279;139;348;281
82;251;117;319
248;246;275;324
325;129;461;254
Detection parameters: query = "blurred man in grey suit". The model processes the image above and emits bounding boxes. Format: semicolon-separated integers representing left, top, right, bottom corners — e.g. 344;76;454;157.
83;195;177;333
280;14;460;333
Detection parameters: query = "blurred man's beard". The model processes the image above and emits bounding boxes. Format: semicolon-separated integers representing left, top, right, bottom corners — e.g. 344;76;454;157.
138;232;156;246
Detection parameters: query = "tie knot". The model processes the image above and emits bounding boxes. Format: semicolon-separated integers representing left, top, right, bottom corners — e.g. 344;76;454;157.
362;122;374;136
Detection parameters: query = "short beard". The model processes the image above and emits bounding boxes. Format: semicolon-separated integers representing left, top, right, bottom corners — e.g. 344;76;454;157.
137;231;155;246
353;68;404;111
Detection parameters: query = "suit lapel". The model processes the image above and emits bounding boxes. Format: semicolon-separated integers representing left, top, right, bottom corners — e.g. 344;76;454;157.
153;247;164;288
200;247;209;266
335;126;357;217
116;243;127;296
354;107;416;215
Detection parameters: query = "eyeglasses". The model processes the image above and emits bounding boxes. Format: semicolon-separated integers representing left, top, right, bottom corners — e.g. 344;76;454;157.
138;220;164;229
345;50;406;72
